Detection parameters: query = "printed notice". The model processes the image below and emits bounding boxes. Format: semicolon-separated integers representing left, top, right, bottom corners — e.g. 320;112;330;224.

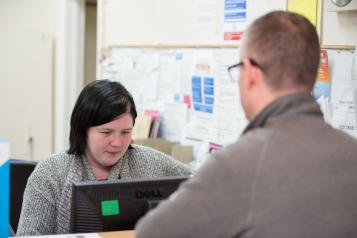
313;50;331;99
223;0;247;41
332;87;357;138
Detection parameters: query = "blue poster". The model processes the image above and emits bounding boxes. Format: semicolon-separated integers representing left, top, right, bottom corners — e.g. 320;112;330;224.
313;81;331;100
192;76;215;113
224;0;247;22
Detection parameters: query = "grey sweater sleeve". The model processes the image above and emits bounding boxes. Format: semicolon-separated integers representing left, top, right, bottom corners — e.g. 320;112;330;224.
16;162;59;236
161;154;193;176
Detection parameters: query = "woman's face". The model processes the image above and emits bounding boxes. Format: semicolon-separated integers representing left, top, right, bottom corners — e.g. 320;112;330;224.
85;112;133;170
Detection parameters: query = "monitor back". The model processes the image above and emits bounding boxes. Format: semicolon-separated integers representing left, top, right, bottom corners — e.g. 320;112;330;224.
70;176;188;233
10;159;37;232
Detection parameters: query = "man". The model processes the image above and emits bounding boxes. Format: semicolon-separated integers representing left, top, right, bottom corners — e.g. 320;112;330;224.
135;11;357;238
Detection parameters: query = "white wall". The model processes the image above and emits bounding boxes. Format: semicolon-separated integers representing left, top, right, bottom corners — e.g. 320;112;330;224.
98;0;197;46
0;0;57;35
98;0;283;47
321;4;357;46
84;3;97;85
98;0;357;48
0;0;58;161
0;0;93;161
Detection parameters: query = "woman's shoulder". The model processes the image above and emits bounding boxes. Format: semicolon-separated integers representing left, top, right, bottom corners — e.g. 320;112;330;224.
32;151;76;179
23;152;78;198
38;151;74;167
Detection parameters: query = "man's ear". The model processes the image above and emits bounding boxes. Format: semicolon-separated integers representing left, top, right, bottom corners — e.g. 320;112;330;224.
245;59;263;90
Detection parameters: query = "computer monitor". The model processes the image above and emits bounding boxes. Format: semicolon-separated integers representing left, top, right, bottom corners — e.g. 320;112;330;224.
9;159;37;233
70;176;188;233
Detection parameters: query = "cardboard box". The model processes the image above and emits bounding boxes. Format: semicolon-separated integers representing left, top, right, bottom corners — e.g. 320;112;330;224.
171;144;193;164
134;138;193;164
134;138;178;156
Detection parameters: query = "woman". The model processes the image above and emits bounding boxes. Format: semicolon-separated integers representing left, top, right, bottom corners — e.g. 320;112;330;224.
17;80;191;235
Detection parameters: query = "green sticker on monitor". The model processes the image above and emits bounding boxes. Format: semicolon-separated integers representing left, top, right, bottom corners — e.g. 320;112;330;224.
101;200;120;216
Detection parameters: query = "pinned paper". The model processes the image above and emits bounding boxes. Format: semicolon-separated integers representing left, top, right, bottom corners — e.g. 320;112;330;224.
317;96;332;124
313;50;331;99
332;87;357;138
352;43;357;81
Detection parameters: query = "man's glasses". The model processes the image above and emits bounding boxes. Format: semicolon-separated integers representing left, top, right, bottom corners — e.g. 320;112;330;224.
227;58;264;82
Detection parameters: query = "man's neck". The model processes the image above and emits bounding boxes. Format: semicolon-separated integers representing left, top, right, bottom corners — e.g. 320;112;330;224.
250;87;310;120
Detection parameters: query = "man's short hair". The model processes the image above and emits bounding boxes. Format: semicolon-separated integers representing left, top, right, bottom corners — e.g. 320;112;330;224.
242;11;320;91
68;80;137;156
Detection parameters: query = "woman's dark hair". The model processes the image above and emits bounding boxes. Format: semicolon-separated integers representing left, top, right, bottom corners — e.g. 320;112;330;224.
67;80;137;156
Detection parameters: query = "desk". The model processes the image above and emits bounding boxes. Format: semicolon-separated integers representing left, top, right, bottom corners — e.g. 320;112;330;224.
100;230;134;238
21;230;134;238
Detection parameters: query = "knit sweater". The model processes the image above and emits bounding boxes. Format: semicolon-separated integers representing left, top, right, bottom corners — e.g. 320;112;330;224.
16;144;191;236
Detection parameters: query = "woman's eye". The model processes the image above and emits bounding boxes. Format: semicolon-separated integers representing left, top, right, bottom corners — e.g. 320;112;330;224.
101;131;111;135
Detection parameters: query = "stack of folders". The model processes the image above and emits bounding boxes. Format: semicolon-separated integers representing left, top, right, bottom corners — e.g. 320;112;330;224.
132;110;161;140
145;110;160;139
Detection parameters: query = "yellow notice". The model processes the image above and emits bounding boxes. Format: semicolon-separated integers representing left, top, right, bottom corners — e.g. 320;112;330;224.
287;0;318;26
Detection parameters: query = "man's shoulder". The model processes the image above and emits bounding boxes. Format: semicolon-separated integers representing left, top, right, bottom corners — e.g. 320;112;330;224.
225;128;272;155
209;128;273;171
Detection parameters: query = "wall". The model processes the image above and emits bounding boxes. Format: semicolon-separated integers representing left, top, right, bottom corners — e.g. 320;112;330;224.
98;0;291;48
98;0;357;48
98;0;198;46
0;0;58;161
0;0;98;161
84;3;97;85
321;2;357;46
0;0;57;35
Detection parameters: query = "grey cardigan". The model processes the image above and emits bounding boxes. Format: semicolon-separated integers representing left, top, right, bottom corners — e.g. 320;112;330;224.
16;144;191;236
135;93;357;238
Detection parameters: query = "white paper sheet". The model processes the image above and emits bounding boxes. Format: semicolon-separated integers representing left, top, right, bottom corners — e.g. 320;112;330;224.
193;0;218;42
351;43;357;81
185;105;220;141
160;102;188;142
214;105;247;145
175;50;194;96
158;51;177;102
213;48;241;106
332;87;357;138
317;96;332;124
